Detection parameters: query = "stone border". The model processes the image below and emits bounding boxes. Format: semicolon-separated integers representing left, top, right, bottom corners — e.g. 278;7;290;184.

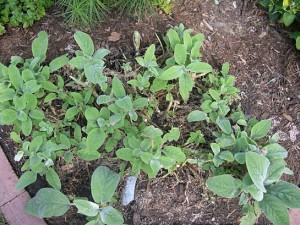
0;147;47;225
0;143;299;225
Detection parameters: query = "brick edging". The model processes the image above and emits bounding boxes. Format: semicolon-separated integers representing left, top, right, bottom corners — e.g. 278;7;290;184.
0;146;47;225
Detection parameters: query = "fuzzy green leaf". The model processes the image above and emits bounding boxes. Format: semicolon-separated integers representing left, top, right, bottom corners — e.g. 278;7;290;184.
206;175;242;198
179;73;194;102
258;194;290;225
216;117;232;135
84;62;106;84
142;126;163;138
77;149;100;161
0;109;17;125
164;146;186;163
166;29;181;49
46;168;61;190
267;181;300;208
245;152;270;193
16;171;37;190
29;109;45;120
32;31;48;61
87;128;106;150
250;120;271;140
174;44;187;65
22;117;33;136
74;31;94;56
73;199;99;217
49;55;69;72
144;44;156;63
112;77;126;98
116;148;135;161
8;64;22;91
100;206;124;225
187;62;212;73
159;66;184;80
25;188;70;218
91;166;120;204
0;88;15;102
65;106;80;120
187;110;207;122
263;143;288;161
115;96;133;111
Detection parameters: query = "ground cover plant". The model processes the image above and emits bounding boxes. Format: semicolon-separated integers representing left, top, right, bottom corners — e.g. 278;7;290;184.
0;0;53;35
257;0;300;49
0;24;300;225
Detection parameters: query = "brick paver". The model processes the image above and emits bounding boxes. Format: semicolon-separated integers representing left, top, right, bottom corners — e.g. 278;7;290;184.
0;147;47;225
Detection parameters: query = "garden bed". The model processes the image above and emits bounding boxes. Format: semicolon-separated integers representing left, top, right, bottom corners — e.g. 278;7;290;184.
0;0;299;224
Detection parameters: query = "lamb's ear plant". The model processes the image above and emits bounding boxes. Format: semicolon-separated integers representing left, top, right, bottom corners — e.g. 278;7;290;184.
68;31;110;91
25;166;125;225
116;125;186;178
206;117;300;225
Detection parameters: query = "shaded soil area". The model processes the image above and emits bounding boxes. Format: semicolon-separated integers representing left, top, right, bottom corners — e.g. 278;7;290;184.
0;0;299;224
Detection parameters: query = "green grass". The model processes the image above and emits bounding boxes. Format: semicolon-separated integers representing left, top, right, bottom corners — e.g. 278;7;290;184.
113;0;156;16
0;211;8;225
56;0;109;28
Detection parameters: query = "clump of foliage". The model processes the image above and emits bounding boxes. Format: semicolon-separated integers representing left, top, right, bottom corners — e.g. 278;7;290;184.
1;24;300;225
257;0;300;49
0;0;53;35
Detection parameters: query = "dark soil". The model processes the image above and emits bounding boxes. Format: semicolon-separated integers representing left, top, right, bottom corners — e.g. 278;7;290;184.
0;0;299;224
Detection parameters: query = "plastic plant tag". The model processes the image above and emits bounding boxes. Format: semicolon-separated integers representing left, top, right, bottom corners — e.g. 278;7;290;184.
122;176;137;206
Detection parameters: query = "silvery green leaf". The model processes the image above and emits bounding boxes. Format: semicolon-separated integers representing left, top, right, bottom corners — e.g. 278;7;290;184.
74;31;94;56
245;152;270;193
49;55;69;72
0;109;17;124
164;146;186;163
179;73;193;102
100;206;124;225
16;171;37;190
8;64;22;91
248;184;264;201
25;188;70;218
206;175;242;198
187;62;212;73
73;199;99;217
159;65;184;80
258;194;290;225
216;117;232;135
174;44;187;65
112;77;126;99
46;168;61;190
267;181;300;208
91;166;120;204
84;62;106;84
32;31;48;61
250;120;271;140
115;96;133;111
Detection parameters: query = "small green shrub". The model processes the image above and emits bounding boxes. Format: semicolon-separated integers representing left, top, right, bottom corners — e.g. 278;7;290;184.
0;0;53;35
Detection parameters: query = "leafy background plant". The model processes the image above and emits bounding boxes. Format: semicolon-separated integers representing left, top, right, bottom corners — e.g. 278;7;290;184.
257;0;300;49
0;0;53;35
